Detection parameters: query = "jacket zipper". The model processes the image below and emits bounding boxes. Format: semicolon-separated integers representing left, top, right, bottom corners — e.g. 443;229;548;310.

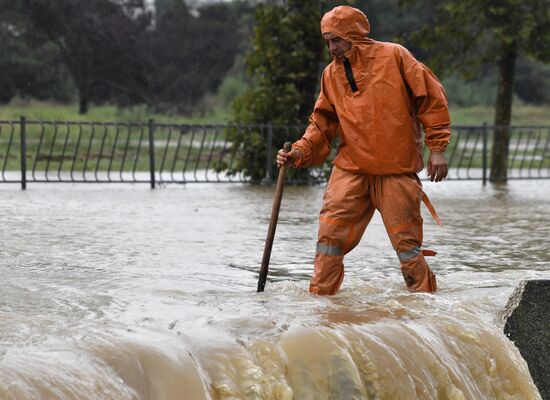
343;57;359;93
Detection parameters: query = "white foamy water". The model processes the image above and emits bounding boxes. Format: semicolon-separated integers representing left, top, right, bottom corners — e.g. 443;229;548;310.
1;180;548;399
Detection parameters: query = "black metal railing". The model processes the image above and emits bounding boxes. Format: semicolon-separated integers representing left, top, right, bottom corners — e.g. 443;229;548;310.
1;118;549;189
438;124;550;182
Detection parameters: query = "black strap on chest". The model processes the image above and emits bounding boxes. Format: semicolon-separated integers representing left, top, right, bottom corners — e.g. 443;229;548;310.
343;57;359;93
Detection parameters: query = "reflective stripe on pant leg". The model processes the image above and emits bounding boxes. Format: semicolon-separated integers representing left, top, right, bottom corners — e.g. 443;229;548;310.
316;242;342;256
397;246;421;262
310;216;348;295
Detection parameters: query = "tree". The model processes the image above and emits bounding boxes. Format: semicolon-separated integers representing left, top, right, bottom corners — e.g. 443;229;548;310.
514;56;550;105
397;0;550;181
150;0;248;113
23;0;153;114
0;1;73;103
229;0;326;183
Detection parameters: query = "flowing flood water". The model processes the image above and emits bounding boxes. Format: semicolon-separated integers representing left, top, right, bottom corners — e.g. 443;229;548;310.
1;180;549;399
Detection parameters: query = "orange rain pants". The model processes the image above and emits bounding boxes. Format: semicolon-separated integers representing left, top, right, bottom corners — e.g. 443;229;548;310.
309;167;437;295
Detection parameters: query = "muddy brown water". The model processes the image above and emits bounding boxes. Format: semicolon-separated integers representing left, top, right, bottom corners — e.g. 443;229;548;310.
1;180;549;399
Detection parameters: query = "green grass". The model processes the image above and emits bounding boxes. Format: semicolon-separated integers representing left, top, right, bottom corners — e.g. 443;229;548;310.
450;105;550;126
0;100;230;125
1;100;550;126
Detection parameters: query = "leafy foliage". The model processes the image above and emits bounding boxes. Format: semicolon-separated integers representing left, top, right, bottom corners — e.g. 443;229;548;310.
514;56;550;105
0;1;73;103
396;0;550;92
397;0;550;180
228;0;326;183
150;1;250;114
1;0;548;127
21;0;153;114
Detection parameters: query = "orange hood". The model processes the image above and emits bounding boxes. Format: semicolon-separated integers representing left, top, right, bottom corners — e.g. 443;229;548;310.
320;6;370;43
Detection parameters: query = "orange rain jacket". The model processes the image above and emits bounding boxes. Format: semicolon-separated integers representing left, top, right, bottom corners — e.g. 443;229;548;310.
293;6;451;175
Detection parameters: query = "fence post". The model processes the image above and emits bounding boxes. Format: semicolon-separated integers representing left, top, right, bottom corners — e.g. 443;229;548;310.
19;116;27;190
482;122;488;186
265;122;274;185
148;118;156;189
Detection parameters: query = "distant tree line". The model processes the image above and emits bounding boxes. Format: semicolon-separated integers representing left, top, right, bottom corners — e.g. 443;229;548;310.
0;0;251;114
396;0;550;180
1;0;548;118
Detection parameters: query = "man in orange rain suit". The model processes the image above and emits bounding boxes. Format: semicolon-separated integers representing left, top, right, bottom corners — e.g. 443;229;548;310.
276;5;451;295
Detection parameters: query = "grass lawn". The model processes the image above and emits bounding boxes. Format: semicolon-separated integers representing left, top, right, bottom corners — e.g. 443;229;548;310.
1;100;549;126
450;105;550;126
0;100;229;125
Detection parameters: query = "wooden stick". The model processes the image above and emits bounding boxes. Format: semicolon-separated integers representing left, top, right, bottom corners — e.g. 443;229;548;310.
257;142;292;293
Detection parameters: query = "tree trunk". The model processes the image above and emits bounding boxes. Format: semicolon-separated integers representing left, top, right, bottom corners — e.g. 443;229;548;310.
490;42;517;182
78;90;88;115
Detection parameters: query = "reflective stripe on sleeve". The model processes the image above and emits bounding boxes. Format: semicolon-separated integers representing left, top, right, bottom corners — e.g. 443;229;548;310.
397;247;421;261
316;242;342;256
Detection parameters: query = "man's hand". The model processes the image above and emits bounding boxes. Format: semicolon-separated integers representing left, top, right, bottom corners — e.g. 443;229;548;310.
427;151;448;182
276;148;302;168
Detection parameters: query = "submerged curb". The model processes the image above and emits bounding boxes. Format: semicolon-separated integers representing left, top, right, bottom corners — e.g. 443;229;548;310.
503;279;550;400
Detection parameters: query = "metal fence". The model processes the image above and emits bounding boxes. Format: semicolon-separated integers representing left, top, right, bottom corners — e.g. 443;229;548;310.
1;118;549;189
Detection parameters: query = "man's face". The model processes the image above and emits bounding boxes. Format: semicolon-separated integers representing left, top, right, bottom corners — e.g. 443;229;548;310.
323;33;352;60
